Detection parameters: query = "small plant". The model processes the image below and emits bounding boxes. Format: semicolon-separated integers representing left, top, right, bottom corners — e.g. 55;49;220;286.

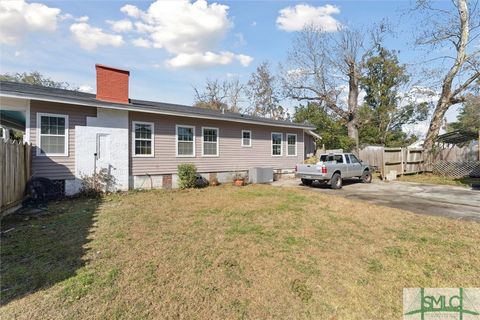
209;177;219;186
178;163;197;189
80;168;116;197
232;172;246;186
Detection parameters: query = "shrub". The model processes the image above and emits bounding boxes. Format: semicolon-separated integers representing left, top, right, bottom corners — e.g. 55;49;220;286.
80;168;116;197
178;164;197;189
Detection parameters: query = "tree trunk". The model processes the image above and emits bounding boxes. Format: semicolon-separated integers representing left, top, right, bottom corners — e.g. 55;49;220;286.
423;98;451;151
423;0;469;151
347;64;360;148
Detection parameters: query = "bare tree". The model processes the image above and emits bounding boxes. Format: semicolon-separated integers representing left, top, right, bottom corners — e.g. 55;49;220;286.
416;0;480;150
282;25;384;148
245;62;287;120
193;78;244;113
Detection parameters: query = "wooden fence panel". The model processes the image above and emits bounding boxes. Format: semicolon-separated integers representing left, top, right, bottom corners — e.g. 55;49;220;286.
359;146;425;179
1;140;32;215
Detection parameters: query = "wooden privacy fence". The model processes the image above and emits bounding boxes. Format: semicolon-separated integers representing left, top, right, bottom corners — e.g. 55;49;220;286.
358;146;425;178
1;140;32;215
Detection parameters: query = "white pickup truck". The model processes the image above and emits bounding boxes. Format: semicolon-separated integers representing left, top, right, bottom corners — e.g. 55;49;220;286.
295;153;372;189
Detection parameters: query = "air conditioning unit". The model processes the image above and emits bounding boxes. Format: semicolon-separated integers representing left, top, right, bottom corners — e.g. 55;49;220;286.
249;167;274;184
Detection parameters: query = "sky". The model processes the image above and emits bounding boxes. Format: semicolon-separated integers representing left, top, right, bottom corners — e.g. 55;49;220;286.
0;0;468;137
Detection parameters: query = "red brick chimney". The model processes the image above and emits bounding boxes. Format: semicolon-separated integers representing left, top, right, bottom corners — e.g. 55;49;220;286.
95;64;130;104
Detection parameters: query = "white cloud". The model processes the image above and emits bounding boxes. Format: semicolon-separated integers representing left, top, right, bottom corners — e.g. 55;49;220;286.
251;21;257;27
236;54;253;67
276;4;341;32
79;84;94;93
107;19;133;32
70;22;124;51
76;16;89;22
121;4;142;18
132;37;151;48
120;0;252;68
166;51;253;68
234;33;246;47
0;0;61;44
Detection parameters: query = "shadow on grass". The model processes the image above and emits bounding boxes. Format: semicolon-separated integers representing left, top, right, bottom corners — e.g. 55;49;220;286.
0;197;101;305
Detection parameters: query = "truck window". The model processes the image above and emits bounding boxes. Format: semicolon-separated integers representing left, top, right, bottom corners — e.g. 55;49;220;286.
320;154;344;163
345;155;351;163
350;154;360;164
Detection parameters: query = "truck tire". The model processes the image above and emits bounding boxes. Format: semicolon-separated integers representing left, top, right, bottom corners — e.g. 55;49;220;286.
361;170;372;183
330;173;342;189
301;178;313;186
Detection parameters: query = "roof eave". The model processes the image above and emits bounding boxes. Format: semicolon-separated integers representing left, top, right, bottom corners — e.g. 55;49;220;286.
0;91;316;130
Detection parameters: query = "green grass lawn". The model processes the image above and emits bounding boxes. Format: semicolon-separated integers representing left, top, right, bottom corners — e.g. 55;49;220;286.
397;173;479;187
1;185;479;319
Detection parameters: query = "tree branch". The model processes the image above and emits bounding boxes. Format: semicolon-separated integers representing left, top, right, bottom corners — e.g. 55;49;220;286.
451;71;480;98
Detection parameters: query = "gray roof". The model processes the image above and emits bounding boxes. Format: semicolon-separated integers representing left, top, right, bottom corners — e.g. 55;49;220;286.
0;81;315;130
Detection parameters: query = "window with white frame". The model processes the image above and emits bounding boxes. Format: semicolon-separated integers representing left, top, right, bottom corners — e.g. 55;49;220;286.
202;127;219;156
133;121;154;156
287;134;297;156
37;113;68;156
176;125;195;157
241;130;251;147
271;132;282;156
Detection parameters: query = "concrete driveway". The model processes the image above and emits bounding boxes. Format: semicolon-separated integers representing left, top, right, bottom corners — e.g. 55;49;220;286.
272;178;480;222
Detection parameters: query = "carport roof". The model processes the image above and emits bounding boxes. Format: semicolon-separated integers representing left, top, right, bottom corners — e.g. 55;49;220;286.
436;130;478;145
0;81;316;130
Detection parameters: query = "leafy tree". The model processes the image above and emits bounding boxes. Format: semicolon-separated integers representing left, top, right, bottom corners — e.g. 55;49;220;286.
359;46;428;146
294;103;355;151
448;95;480;132
0;71;75;89
246;62;287;120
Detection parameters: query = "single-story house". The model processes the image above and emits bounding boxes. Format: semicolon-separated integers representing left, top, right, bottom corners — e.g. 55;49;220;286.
0;65;319;195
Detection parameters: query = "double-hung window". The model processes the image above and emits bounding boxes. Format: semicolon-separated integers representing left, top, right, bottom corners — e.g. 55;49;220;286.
241;130;251;147
176;125;195;157
133;121;154;157
37;113;68;156
286;134;297;156
202;127;219;156
271;132;283;156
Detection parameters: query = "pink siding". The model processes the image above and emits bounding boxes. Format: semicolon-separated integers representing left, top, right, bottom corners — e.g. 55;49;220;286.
30;100;97;180
130;112;305;175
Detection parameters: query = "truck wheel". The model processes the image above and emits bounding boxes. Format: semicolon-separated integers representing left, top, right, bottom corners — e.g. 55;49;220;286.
301;178;313;186
361;170;372;183
330;173;342;189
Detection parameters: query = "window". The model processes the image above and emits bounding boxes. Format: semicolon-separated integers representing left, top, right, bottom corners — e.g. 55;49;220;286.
133;121;154;157
202;127;219;156
271;132;282;156
345;155;351;163
286;134;297;156
350;154;360;164
37;113;68;156
176;125;195;157
320;154;344;163
241;130;251;147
